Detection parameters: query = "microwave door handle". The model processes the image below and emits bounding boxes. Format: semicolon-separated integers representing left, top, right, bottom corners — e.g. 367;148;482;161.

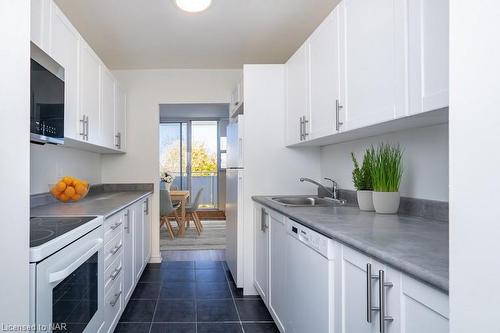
48;238;103;284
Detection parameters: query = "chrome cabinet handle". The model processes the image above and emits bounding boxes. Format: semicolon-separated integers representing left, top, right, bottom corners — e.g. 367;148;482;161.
336;100;344;131
124;211;130;233
110;266;123;280
115;132;121;149
303;116;309;138
378;270;394;333
299;117;304;141
261;208;268;232
110;291;122;307
366;263;380;323
86;116;89;140
110;243;123;255
80;115;86;139
111;222;122;230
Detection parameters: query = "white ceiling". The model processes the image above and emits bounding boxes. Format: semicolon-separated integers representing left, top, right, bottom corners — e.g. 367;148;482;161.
54;0;340;69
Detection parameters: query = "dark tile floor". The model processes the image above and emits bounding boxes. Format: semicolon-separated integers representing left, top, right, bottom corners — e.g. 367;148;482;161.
114;261;279;333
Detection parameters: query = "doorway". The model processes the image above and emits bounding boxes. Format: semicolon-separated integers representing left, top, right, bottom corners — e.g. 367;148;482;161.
159;104;229;253
159;120;219;209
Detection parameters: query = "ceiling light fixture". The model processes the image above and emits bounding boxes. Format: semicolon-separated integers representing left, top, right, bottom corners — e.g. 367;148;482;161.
175;0;212;13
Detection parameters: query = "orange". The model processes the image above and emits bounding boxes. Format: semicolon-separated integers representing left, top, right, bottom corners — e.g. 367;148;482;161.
58;193;69;202
72;194;81;201
63;176;73;185
75;184;87;195
55;181;67;192
81;180;89;187
64;186;76;197
50;187;60;196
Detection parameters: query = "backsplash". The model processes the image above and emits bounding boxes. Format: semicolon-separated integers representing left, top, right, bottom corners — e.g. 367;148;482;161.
320;124;449;201
30;144;102;194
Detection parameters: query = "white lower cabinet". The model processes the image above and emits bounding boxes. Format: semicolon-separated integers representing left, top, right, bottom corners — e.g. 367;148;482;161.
254;203;449;333
101;195;152;333
122;207;135;302
341;246;401;333
103;275;123;333
400;275;449;333
133;202;145;282
268;211;287;332
254;205;269;303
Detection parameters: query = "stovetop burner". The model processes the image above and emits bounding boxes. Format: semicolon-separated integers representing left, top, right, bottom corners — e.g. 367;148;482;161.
30;216;97;247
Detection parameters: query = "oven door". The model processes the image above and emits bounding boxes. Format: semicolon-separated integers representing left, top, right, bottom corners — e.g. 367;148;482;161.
36;227;104;333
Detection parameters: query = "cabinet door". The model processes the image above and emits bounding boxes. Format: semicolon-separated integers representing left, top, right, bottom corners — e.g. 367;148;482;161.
79;42;101;144
401;275;449;333
133;202;144;282
122;209;135;302
254;205;269;303
408;0;449;114
285;43;310;145
340;0;406;130
142;197;151;264
268;212;287;332
101;66;116;149
310;7;343;139
31;0;50;50
342;246;401;333
49;2;81;141
114;84;127;151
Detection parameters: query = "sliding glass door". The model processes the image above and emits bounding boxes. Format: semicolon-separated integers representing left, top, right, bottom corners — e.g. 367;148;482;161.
160;121;219;209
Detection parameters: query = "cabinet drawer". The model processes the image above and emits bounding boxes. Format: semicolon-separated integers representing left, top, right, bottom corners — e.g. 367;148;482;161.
103;275;123;333
104;232;123;269
104;212;124;243
104;253;123;295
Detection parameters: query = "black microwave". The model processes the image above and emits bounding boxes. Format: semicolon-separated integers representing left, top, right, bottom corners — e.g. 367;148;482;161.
30;43;65;145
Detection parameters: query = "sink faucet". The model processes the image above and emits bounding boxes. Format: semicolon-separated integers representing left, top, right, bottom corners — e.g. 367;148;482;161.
300;177;346;204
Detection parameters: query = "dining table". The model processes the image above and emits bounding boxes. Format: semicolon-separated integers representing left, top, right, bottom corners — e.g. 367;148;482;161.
169;190;190;222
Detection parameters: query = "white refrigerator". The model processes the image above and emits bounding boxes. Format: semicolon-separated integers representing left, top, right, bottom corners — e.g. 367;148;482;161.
226;115;244;286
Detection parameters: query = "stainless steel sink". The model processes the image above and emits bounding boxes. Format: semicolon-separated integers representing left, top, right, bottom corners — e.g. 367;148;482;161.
270;196;333;207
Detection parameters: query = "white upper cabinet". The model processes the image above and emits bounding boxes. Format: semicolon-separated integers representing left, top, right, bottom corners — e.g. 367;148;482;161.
340;0;407;131
101;66;116;149
30;0;50;51
408;0;449;114
79;42;101;145
31;0;126;153
115;84;127;151
285;43;310;145
309;7;343;139
49;2;81;141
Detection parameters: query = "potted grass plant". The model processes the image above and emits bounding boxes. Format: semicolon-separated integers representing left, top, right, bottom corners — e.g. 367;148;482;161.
351;147;375;211
371;143;403;214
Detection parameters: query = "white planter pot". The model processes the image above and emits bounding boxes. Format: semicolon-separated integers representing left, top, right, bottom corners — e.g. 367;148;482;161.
356;191;375;211
373;192;400;214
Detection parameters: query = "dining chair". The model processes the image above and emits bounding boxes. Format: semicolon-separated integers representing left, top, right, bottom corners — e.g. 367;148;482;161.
160;189;183;239
185;188;204;235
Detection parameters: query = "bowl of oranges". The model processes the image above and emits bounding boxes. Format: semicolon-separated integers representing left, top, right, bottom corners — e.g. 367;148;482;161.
50;176;90;203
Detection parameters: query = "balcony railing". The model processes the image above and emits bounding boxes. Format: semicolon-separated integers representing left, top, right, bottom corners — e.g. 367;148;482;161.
166;172;218;209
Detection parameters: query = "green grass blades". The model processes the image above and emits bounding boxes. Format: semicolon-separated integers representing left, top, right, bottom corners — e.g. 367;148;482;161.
371;143;403;192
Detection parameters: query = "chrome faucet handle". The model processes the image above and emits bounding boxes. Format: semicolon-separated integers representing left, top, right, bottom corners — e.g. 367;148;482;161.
324;178;338;199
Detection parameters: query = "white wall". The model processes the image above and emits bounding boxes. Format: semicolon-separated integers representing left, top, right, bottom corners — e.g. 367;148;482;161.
320;124;449;201
0;0;30;325
450;1;500;331
101;69;242;263
30;144;102;194
242;65;321;294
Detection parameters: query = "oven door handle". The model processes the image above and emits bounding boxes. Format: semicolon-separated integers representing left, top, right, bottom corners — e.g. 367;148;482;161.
49;238;103;284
